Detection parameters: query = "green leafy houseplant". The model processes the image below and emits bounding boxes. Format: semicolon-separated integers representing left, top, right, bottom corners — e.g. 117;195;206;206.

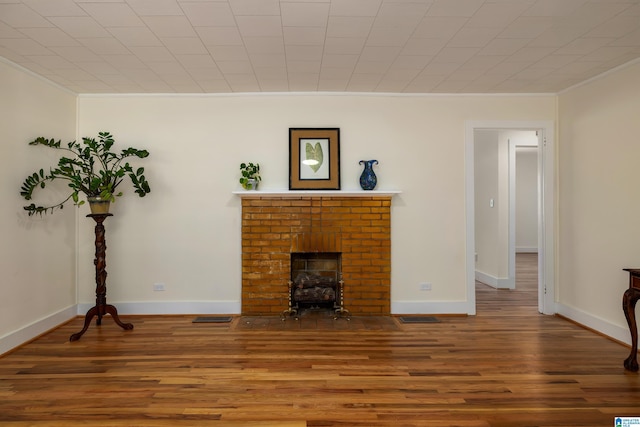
20;131;151;216
239;162;261;190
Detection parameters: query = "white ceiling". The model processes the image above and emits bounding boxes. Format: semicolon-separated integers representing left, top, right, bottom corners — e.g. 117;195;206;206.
1;0;640;95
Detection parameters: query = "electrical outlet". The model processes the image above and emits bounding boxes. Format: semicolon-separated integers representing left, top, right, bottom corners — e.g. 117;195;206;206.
420;282;432;291
153;283;165;291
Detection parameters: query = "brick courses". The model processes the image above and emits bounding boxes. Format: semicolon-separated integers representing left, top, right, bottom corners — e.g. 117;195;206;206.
241;196;392;315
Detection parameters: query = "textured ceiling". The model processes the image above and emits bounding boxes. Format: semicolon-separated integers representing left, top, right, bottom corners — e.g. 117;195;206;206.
1;0;640;95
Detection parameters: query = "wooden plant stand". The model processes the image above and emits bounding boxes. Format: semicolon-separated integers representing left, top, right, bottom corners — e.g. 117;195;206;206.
70;213;133;341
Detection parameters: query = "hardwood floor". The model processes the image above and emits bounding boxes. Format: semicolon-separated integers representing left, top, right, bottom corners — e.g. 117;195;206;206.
1;254;638;426
476;252;539;315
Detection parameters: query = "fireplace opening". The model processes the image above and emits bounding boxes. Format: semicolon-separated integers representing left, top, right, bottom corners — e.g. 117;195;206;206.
282;252;349;319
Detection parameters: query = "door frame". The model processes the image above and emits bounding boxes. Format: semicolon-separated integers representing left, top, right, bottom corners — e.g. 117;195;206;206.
465;120;556;315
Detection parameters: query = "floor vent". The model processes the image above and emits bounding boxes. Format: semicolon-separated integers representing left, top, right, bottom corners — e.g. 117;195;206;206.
399;316;440;323
192;316;232;323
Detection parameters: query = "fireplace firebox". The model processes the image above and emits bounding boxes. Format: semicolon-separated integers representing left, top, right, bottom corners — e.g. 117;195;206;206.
282;252;350;319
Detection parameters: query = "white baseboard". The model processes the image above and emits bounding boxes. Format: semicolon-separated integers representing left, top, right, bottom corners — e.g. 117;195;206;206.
0;305;77;356
555;302;631;346
76;300;242;316
391;300;473;315
475;270;515;289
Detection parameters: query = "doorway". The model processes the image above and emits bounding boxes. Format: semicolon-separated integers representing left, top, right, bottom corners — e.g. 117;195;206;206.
465;121;555;316
513;138;540;309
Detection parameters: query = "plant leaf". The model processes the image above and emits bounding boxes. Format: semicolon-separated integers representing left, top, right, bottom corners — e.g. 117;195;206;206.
305;142;323;173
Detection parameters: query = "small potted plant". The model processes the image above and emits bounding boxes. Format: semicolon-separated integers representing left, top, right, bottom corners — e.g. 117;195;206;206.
20;131;151;216
239;162;261;190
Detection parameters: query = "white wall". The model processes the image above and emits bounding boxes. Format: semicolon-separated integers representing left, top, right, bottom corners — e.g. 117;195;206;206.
0;60;77;354
558;60;640;343
77;94;555;315
474;130;503;281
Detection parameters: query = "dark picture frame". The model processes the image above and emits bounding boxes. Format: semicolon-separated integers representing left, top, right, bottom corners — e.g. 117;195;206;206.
289;128;340;190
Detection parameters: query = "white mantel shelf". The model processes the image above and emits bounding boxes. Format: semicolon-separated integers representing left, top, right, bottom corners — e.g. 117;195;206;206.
233;189;401;198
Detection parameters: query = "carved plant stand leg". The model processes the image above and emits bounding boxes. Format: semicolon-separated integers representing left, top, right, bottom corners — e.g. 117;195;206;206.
70;213;133;341
623;287;640;371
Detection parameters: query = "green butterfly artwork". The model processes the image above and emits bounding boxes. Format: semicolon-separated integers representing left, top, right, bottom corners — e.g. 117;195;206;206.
305;141;324;173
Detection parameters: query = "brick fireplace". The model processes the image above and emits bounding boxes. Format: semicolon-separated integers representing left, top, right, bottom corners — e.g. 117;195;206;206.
240;195;392;315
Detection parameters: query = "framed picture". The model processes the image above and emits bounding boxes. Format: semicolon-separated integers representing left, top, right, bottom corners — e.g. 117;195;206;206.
289;128;340;190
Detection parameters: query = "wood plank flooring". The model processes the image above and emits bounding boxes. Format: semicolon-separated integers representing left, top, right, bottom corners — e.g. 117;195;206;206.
1;254;639;426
